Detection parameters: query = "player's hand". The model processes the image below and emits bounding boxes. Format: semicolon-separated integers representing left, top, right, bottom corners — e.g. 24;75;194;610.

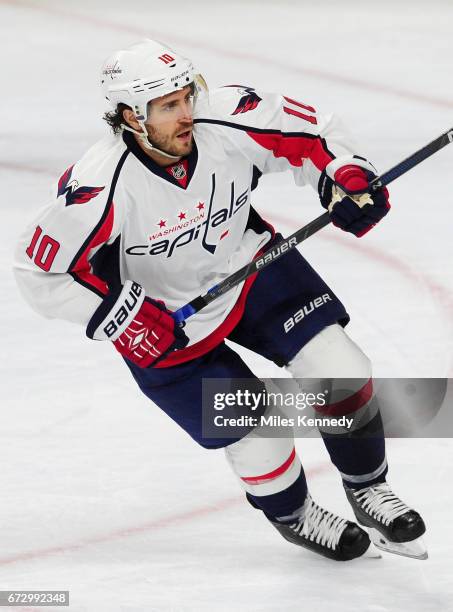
86;280;189;367
318;157;390;237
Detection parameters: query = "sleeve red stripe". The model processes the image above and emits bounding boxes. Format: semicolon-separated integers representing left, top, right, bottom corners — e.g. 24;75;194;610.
309;138;335;170
69;202;115;296
246;131;333;170
283;96;316;113
72;268;108;295
283;106;317;125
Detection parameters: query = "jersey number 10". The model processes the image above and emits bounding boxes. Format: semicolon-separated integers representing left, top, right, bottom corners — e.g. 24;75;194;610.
26;226;60;272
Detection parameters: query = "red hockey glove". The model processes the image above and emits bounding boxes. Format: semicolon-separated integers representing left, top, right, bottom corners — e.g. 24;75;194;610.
319;157;391;237
86;281;188;368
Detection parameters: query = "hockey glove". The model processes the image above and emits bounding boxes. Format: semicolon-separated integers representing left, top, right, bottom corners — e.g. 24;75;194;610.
319;157;390;237
86;280;189;368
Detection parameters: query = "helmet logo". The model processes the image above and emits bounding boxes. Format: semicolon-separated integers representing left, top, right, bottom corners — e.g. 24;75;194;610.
158;53;175;64
102;61;122;79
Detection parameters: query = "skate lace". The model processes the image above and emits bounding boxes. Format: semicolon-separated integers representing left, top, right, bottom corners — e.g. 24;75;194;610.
289;495;348;550
354;483;410;526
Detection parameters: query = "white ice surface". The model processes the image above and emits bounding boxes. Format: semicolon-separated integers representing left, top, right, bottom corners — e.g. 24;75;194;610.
1;1;453;610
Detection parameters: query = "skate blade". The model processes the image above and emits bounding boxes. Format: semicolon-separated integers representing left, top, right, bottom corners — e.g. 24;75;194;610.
363;542;382;559
369;529;428;560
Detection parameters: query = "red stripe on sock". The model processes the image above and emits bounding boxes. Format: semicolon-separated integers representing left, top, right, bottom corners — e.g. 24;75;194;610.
316;378;373;417
241;447;296;485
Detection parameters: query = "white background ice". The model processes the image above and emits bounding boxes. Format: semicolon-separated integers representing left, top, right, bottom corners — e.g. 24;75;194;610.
1;1;453;610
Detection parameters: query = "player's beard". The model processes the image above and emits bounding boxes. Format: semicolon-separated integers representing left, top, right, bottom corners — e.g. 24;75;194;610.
146;122;194;158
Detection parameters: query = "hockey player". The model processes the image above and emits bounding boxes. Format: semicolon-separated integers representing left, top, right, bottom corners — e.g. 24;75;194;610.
14;39;427;561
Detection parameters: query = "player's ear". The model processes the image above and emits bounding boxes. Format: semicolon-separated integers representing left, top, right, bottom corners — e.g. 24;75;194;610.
122;108;142;132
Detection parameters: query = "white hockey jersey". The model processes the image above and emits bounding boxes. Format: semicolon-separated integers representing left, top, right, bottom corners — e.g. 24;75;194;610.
14;86;355;367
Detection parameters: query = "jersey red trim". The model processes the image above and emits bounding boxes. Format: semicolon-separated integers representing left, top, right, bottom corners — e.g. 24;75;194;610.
68;150;128;297
246;131;334;170
155;269;259;367
155;231;275;368
70;203;115;296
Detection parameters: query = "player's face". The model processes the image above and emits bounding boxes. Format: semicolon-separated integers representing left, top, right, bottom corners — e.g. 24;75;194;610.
145;86;194;159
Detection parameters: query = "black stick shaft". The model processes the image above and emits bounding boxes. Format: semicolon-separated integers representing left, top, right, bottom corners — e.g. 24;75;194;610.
374;127;453;189
173;127;453;324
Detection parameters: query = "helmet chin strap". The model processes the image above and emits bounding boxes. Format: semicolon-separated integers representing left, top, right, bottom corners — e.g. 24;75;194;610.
122;123;182;161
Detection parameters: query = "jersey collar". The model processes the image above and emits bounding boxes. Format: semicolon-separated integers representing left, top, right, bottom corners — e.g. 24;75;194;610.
122;130;198;190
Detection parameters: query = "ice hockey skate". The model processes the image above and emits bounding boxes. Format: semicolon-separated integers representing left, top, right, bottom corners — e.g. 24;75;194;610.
344;482;427;560
269;493;373;561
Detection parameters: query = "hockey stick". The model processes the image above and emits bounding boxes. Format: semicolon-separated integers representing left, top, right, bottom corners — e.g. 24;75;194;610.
173;127;453;325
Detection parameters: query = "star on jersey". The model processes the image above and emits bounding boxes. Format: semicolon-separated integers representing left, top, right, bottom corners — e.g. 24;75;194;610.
57;165;105;207
128;183;249;259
